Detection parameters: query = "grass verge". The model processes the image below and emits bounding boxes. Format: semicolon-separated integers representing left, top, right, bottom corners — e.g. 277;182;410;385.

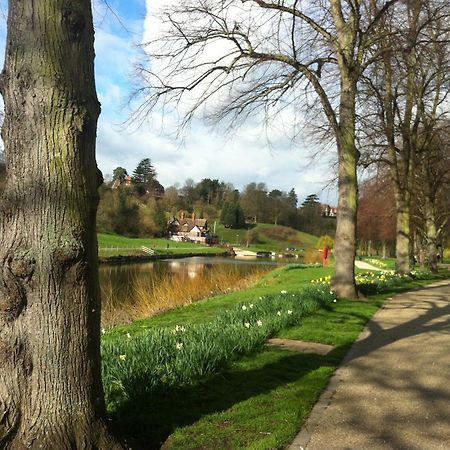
104;267;449;449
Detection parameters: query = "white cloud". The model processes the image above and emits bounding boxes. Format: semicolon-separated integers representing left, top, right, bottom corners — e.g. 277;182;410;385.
97;111;336;204
0;0;337;205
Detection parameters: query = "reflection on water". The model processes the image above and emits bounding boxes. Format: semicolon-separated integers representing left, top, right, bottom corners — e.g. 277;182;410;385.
99;256;284;327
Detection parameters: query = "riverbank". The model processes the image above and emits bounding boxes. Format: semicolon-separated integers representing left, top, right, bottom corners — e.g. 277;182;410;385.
99;250;230;265
102;265;450;449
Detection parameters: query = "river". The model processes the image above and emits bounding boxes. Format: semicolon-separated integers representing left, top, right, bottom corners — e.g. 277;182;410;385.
99;256;286;327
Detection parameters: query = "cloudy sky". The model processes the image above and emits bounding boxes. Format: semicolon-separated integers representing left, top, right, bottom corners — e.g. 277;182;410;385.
0;0;337;205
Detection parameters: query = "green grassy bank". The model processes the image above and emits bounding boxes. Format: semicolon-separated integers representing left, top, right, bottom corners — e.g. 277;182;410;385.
101;264;449;449
98;232;228;258
98;224;320;259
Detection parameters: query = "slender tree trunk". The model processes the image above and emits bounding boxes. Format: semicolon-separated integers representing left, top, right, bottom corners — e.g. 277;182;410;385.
393;3;420;275
424;197;438;273
0;1;122;448
332;75;358;299
395;194;411;274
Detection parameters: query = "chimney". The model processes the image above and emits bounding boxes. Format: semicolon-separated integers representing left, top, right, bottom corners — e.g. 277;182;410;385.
181;211;185;219
192;212;196;220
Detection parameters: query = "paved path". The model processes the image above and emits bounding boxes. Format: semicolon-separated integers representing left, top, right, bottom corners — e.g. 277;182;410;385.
290;279;450;450
354;260;392;272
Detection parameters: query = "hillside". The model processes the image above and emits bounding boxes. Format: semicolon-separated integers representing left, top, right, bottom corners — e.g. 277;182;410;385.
97;225;320;259
214;223;319;252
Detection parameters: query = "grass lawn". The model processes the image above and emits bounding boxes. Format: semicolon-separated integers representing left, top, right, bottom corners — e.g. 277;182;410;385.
105;264;450;449
97;232;227;257
360;256;396;270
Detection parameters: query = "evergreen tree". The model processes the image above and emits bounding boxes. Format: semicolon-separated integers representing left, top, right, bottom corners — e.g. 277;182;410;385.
287;188;298;208
221;201;245;228
132;158;157;195
301;193;320;207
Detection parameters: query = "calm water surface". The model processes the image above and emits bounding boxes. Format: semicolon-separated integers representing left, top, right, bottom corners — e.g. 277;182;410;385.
99;256;285;306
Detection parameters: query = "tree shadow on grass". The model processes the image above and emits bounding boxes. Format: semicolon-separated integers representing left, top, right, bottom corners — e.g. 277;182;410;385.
111;280;450;449
111;350;337;449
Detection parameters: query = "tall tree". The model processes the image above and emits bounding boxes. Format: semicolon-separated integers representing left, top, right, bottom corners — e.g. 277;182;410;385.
112;166;128;184
287;188;298;208
360;0;450;273
0;1;121;448
414;126;450;271
357;173;396;258
240;182;269;224
138;0;398;297
132;157;158;196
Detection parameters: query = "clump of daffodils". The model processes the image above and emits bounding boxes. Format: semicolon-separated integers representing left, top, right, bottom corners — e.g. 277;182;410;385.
171;325;186;334
367;258;387;268
311;275;332;285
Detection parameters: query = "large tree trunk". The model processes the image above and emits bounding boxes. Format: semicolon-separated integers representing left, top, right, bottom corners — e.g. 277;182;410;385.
331;75;358;299
0;1;122;448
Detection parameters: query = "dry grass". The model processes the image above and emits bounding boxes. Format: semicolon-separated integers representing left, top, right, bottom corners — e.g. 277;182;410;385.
101;265;269;328
101;277;135;328
260;225;298;242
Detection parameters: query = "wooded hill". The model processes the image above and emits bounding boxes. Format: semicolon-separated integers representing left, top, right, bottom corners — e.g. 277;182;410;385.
97;159;336;240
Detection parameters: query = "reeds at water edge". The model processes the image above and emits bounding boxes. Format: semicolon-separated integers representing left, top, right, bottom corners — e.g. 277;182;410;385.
101;265;269;328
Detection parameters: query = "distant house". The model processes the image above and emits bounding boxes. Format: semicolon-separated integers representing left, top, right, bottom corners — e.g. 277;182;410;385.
168;213;209;243
321;204;337;217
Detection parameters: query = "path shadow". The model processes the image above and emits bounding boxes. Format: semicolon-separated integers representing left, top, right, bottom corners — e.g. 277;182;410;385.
347;281;450;361
302;280;450;449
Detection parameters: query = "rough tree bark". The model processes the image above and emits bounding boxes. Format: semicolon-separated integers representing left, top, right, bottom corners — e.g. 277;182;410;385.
394;195;412;273
424;198;438;273
331;74;359;298
0;1;122;448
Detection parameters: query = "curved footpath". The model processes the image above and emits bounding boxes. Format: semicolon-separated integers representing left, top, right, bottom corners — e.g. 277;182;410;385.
290;278;450;450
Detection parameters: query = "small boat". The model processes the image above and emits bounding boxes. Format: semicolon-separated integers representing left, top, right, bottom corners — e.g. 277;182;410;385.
233;248;258;258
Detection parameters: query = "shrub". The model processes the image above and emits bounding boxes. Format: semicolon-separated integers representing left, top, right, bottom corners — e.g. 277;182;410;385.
304;248;323;264
316;235;334;250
